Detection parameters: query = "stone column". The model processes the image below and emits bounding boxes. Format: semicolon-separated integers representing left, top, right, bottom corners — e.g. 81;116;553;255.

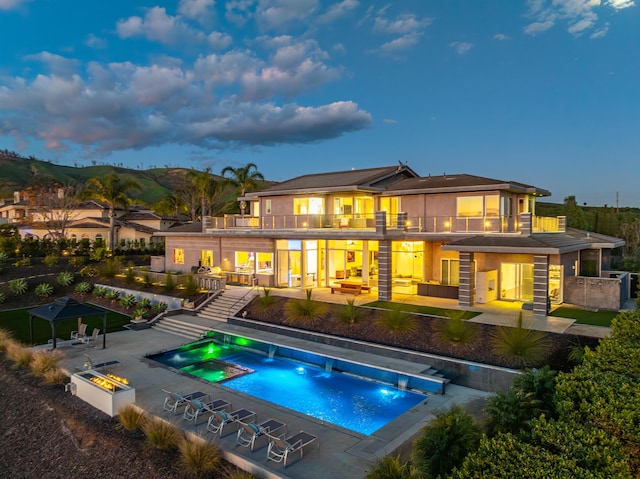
377;240;392;301
458;252;474;307
533;255;549;315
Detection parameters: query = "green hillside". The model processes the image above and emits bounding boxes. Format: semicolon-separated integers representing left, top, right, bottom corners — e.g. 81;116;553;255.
0;152;262;205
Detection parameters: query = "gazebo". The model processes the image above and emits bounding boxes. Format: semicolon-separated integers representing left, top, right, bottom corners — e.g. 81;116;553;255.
28;296;107;349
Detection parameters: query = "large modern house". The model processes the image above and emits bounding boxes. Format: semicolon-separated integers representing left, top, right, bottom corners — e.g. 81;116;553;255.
159;164;628;315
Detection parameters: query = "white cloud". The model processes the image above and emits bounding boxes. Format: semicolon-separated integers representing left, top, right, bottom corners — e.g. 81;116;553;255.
24;52;79;78
380;34;421;53
523;0;635;37
371;10;431;55
374;13;431;35
85;34;107;49
255;0;318;30
0;0;29;10
493;33;510;40
318;0;359;24
208;31;233;49
224;0;255;26
116;7;205;45
450;41;473;55
178;0;215;19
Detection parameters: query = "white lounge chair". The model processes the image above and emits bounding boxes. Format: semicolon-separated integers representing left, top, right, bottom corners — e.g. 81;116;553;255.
183;397;230;424
79;328;99;344
161;389;209;413
236;418;286;451
207;407;255;436
70;323;87;340
267;431;319;467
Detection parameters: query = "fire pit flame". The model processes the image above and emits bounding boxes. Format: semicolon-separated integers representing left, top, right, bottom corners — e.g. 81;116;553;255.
89;375;118;391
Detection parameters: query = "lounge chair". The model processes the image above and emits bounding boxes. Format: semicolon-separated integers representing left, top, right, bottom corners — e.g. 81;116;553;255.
79;328;99;344
161;389;209;413
236;418;286;451
183;397;230;424
207;407;255;436
267;431;319;467
70;323;88;340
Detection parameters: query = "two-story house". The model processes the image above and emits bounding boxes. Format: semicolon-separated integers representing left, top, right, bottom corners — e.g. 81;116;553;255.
159;165;627;315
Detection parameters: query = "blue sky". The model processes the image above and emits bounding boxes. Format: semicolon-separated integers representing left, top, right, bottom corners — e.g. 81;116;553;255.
0;0;638;206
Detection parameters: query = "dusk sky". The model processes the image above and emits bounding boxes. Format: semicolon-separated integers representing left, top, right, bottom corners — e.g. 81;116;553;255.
0;1;638;206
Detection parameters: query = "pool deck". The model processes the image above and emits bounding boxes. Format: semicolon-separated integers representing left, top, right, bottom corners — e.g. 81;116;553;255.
54;287;615;478
56;308;492;478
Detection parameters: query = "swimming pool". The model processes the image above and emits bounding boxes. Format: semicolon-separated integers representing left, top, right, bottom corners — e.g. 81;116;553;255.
148;339;428;435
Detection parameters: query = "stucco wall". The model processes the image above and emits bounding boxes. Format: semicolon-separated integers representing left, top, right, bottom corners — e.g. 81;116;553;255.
563;276;623;310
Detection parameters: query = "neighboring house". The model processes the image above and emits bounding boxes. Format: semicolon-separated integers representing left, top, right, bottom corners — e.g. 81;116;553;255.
158;164;628;315
10;194;183;248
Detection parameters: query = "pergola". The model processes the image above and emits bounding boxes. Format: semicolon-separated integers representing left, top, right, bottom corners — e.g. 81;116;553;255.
28;296;107;349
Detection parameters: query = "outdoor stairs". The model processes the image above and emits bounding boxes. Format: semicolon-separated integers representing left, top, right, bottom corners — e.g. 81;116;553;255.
151;290;258;340
150;317;210;341
196;291;257;322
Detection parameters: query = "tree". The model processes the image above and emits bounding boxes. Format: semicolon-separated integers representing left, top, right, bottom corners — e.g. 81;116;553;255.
185;168;223;223
79;174;141;250
221;162;264;215
563;196;589;230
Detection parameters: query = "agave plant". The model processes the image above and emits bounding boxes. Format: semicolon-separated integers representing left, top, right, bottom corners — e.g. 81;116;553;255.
9;278;28;295
119;294;137;309
92;286;108;297
56;271;75;287
151;302;168;314
132;308;147;320
105;289;120;302
0;291;5;304
137;297;152;310
35;283;54;298
75;281;93;294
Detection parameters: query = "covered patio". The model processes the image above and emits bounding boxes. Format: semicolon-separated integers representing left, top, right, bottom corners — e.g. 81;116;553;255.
28;296;107;349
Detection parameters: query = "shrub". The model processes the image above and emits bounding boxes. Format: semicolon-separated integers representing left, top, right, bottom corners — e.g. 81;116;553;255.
365;455;414;479
284;296;328;325
102;259;119;278
13;256;31;267
164;272;175;292
256;287;277;310
5;341;33;367
376;304;417;338
9;278;28;295
125;266;136;284
435;311;479;346
43;254;59;266
79;265;100;277
137;297;152;310
151;302;168;315
337;298;365;325
92;286;108;298
117;404;147;431
0;291;5;304
142;416;181;450
492;312;551;368
183;273;199;296
35;282;54;298
178;436;221;474
0;251;8;262
30;349;65;376
41;368;68;385
119;294;137;309
75;282;93;294
132;308;147;320
142;273;153;288
69;256;86;267
105;289;120;302
0;329;14;351
56;271;75;287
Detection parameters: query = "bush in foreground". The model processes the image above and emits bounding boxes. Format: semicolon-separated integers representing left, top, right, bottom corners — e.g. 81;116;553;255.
178;436;222;474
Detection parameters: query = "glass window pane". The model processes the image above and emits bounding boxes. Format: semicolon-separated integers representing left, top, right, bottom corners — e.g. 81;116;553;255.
457;196;483;217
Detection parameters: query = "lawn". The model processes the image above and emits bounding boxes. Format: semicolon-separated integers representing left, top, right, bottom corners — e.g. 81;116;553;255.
361;301;481;320
0;305;132;346
549;306;620;327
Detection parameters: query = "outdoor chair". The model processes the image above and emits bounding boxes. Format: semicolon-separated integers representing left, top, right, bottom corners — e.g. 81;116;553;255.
183;397;230;424
79;328;99;344
70;323;88;340
267;430;319;467
207;407;255;437
236;418;286;451
161;389;209;414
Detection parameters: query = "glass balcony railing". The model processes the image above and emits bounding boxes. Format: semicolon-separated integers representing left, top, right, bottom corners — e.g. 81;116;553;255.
203;214;565;234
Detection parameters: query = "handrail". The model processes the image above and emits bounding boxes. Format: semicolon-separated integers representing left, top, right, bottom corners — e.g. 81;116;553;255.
228;284;259;318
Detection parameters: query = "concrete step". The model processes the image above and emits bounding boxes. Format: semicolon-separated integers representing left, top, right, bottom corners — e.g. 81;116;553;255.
152;317;211;340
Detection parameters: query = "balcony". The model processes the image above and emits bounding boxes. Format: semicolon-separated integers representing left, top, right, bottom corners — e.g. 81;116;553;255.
203;213;565;234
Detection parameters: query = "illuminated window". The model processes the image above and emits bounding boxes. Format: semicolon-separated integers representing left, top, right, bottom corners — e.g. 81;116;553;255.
457;197;483;217
174;248;185;264
257;252;274;274
294;198;324;215
485;196;500;217
265;199;271;215
441;259;459;286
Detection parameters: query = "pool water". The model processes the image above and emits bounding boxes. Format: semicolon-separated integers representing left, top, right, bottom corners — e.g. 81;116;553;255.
148;341;426;435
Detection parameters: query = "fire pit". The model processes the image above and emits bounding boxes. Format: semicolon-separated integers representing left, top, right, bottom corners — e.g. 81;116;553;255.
69;370;136;417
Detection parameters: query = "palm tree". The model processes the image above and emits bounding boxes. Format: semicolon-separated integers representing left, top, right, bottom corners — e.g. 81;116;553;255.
185;168;220;221
80;174;141;250
221;163;264;215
